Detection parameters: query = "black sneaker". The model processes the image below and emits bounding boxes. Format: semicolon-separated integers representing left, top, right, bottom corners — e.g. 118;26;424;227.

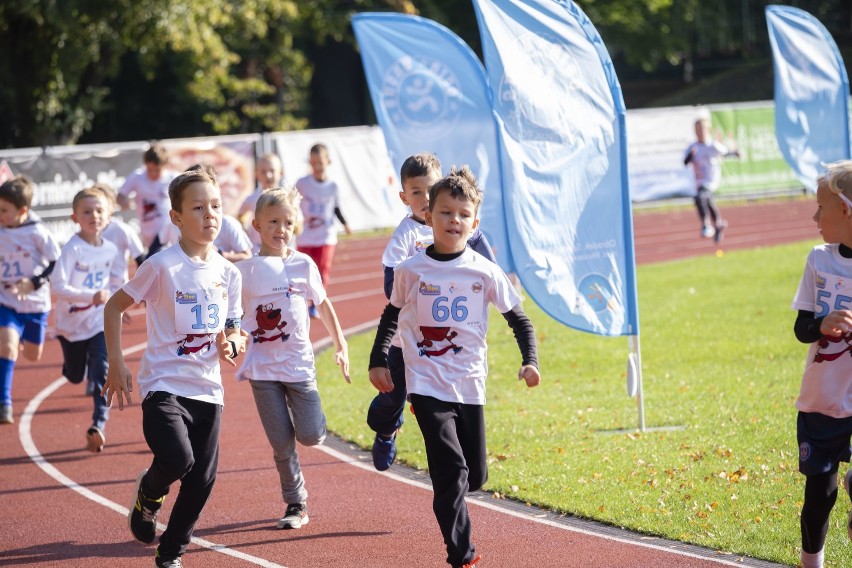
128;470;165;544
155;551;183;568
277;502;309;529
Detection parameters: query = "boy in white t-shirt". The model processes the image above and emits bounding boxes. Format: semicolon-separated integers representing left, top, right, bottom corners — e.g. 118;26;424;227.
295;144;352;317
117;143;177;248
683;118;739;243
792;160;852;568
368;167;540;568
368;153;497;472
0;176;61;424
236;187;349;530
103;165;246;568
52;188;122;452
238;153;285;249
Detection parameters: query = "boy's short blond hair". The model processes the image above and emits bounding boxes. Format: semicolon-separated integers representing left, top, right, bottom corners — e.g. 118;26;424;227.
88;183;117;209
820;160;852;201
169;165;219;212
71;187;107;212
255;186;304;236
428;165;483;213
0;175;35;210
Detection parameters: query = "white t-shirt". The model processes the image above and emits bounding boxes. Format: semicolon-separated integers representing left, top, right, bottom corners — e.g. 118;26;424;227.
295;174;341;247
383;216;433;348
52;235;121;342
0;213;61;313
118;168;177;245
159;215;252;255
102;218;145;284
236;253;325;383
792;244;852;418
685;141;728;192
390;249;520;405
123;245;242;405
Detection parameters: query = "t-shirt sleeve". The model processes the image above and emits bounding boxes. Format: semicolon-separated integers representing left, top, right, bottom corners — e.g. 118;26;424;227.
226;218;252;252
306;258;327;305
123;256;160;305
389;263;410;309
52;244;94;304
40;226;61;263
792;252;817;312
382;226;410;268
123;222;145;259
487;263;521;313
227;265;243;322
118;173;136;197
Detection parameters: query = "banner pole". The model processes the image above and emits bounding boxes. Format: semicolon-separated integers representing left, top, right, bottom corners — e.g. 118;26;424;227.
627;334;645;432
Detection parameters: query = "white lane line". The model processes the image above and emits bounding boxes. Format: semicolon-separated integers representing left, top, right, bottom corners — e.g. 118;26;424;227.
23;327;749;568
19;340;289;568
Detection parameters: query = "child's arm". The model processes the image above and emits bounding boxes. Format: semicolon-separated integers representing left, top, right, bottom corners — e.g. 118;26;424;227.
468;230;497;263
796;308;852;341
502;304;541;388
368;303;401;392
11;260;56;301
103;289;136;409
216;324;249;367
316;298;350;382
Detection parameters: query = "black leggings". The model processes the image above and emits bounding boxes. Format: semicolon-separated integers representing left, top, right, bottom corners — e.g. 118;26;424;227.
694;186;719;227
801;471;839;553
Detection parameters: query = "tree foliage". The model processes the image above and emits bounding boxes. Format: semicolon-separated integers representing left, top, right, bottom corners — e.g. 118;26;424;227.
0;0;849;148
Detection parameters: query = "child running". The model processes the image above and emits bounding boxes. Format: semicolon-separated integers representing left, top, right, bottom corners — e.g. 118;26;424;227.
368;153;497;471
103;165;246;568
368;166;540;568
52;187;122;452
295;143;351;317
0;176;61;424
236;186;350;529
792;160;852;568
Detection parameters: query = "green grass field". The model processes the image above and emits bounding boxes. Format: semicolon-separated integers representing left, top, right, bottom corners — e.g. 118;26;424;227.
315;238;851;566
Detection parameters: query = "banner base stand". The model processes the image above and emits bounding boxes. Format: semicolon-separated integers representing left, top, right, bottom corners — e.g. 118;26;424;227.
595;424;686;435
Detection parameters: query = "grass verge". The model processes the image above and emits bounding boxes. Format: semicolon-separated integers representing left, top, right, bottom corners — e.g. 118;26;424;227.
316;239;846;566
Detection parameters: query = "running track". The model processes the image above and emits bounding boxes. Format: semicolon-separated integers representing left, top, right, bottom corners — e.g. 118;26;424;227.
0;198;816;567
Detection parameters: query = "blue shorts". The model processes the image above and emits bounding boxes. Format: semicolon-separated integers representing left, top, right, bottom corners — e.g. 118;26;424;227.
797;411;852;476
0;304;49;345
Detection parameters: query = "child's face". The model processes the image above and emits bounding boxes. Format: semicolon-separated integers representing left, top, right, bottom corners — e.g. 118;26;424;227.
72;195;109;238
171;182;222;246
814;182;852;244
253;203;298;255
694;120;710;143
256;158;282;190
400;173;438;222
0;199;26;228
144;161;164;181
309;152;330;179
426;190;479;254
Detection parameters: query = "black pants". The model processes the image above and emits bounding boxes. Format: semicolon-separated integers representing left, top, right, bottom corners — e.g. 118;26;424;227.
410;393;487;568
366;346;407;435
694;185;719;227
58;332;109;431
140;392;222;559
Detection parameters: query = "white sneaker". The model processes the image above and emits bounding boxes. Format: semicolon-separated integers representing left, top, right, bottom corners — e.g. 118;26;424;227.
842;469;852;542
701;225;714;238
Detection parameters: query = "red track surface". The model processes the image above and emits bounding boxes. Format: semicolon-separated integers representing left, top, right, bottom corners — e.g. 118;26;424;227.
1;198;814;568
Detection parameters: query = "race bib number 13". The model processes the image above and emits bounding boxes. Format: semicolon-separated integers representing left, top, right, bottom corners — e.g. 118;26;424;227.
174;289;225;334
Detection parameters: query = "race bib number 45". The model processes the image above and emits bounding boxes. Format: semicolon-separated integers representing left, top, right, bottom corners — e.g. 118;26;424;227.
416;277;484;326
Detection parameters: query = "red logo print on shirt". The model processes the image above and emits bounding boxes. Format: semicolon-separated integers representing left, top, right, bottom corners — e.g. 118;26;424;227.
251;303;290;343
814;333;852;363
417;326;463;358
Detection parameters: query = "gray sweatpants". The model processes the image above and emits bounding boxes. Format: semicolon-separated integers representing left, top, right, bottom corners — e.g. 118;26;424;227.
249;379;327;506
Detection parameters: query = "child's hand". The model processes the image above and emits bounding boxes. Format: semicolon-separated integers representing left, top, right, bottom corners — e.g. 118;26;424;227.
103;362;133;410
216;329;249;366
518;365;541;388
369;367;393;393
92;290;110;305
12;278;34;300
335;344;350;383
821;310;852;337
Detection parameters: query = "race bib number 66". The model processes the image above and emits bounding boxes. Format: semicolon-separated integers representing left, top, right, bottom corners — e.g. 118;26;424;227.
415;277;484;326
